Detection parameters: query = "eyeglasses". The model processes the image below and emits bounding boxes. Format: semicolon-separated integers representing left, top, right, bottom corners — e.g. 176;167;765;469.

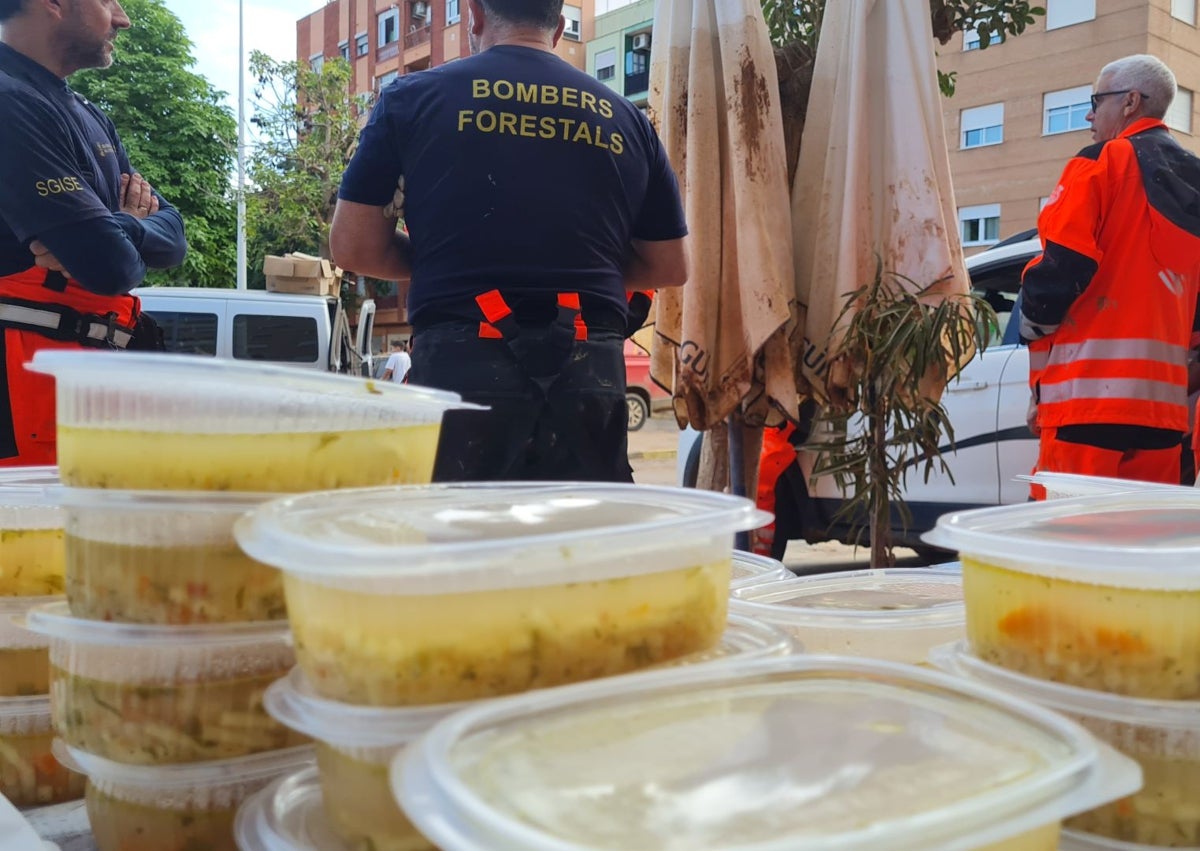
1090;90;1148;111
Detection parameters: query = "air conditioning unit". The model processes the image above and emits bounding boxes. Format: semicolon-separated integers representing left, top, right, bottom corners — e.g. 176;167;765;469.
413;1;429;19
631;33;651;51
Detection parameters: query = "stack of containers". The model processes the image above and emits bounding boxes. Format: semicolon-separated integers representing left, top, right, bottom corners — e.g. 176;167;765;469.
0;467;83;810
924;491;1200;848
22;350;472;851
232;482;772;851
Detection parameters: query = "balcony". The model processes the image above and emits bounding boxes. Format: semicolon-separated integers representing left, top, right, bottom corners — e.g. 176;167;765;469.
624;70;649;99
405;23;431;49
377;41;400;61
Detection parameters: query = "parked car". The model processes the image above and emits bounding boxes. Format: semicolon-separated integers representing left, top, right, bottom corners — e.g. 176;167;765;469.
625;339;670;431
135;287;376;376
680;230;1041;558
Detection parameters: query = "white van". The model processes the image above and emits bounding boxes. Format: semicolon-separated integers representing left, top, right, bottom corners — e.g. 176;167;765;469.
133;287;377;376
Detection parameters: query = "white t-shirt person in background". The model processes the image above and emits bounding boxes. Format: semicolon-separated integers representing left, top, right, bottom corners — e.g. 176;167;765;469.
381;340;411;383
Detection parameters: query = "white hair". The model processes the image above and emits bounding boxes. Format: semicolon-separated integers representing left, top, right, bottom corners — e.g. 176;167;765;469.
1100;54;1177;120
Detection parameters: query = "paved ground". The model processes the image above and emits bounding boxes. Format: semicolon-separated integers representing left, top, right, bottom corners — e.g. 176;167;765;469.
626;411;924;573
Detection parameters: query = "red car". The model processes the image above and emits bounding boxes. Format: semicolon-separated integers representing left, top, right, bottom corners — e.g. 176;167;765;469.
624;339;670;430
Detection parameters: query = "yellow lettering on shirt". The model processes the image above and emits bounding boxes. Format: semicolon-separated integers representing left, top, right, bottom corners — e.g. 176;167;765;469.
35;176;85;196
460;80;626;154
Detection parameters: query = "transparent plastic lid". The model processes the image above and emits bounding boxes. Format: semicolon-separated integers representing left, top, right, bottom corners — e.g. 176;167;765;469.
728;552;793;590
0;467;58;488
395;656;1141;851
1021;472;1188;498
235;766;349;851
53;740;314;791
923;492;1200;589
1058;829;1188;850
57;486;277;512
0;594;58;649
929;641;1200;730
25;601;289;648
0;694;50;734
236;483;768;591
729;568;964;629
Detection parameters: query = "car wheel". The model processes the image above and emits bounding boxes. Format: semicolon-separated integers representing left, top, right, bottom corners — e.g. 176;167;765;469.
626;391;649;431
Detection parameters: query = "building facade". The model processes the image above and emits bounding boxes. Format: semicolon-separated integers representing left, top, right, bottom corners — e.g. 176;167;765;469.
586;0;654;108
940;0;1200;253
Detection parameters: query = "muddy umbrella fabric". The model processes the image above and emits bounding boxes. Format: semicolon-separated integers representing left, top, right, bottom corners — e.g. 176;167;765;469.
790;0;971;403
646;0;799;432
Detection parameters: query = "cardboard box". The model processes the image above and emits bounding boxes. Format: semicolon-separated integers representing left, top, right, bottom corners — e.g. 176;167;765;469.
263;252;342;296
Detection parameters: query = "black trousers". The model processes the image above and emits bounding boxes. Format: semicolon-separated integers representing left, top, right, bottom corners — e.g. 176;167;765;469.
409;322;633;483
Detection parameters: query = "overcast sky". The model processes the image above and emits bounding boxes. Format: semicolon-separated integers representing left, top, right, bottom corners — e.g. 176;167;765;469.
161;0;325;116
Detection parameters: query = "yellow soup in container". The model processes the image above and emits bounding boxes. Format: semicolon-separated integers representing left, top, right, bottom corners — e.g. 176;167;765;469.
28;350;474;492
26;602;304;764
56;740;312;851
0;595;56;696
394;655;1141;851
933;641;1200;847
236;483;767;706
62;488;284;624
0;472;64;596
923;493;1200;700
0;694;83;807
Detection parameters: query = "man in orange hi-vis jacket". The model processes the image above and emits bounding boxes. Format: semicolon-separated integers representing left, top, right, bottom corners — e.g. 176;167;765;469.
1021;54;1200;499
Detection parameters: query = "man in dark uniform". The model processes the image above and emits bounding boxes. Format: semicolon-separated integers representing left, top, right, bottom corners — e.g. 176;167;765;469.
0;0;187;466
330;0;687;483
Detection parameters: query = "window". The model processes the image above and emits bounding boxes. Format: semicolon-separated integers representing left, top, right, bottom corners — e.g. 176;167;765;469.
960;204;1001;246
1043;85;1091;134
377;70;399;92
233;315;319;364
961;25;987;50
446;0;460;24
338;40;350;61
143;312;218;356
309;53;324;72
378;9;399;46
562;4;582;40
1045;0;1095;30
1172;0;1196;25
595;48;616;82
960;103;1003;148
355;33;369;56
1167;87;1194;134
625;49;648;76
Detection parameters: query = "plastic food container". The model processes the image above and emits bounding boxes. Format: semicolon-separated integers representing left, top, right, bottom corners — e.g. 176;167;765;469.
0;595;57;696
55;740;312;851
264;667;451;850
931;642;1200;847
923;493;1200;700
395;655;1141;851
0;481;63;597
728;567;964;664
26;602;303;764
61;488;284;624
29;350;475;492
235;766;354;851
236;483;767;706
261;615;791;851
728;550;794;590
0;695;84;807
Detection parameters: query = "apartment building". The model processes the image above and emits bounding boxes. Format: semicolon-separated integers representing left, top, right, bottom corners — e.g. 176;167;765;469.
940;0;1200;253
586;0;654;108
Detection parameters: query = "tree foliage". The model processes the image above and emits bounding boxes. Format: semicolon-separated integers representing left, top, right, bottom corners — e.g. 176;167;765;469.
245;52;373;285
72;0;237;288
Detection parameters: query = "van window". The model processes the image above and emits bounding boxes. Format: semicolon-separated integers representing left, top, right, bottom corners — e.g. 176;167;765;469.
232;314;319;363
145;311;218;356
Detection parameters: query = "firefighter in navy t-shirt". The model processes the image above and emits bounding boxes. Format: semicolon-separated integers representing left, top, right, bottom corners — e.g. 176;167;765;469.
0;0;187;466
331;0;687;483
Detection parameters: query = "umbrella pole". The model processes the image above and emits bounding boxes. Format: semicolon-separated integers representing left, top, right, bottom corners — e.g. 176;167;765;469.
728;415;751;552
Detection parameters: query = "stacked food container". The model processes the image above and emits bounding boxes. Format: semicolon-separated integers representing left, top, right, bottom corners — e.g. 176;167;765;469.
924;490;1200;847
21;350;472;850
0;467;84;811
231;481;775;850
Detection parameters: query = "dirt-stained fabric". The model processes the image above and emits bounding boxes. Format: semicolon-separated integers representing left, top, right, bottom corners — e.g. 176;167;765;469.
646;0;799;431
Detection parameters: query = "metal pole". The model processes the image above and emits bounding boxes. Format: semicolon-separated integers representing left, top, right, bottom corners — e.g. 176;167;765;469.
235;0;248;291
